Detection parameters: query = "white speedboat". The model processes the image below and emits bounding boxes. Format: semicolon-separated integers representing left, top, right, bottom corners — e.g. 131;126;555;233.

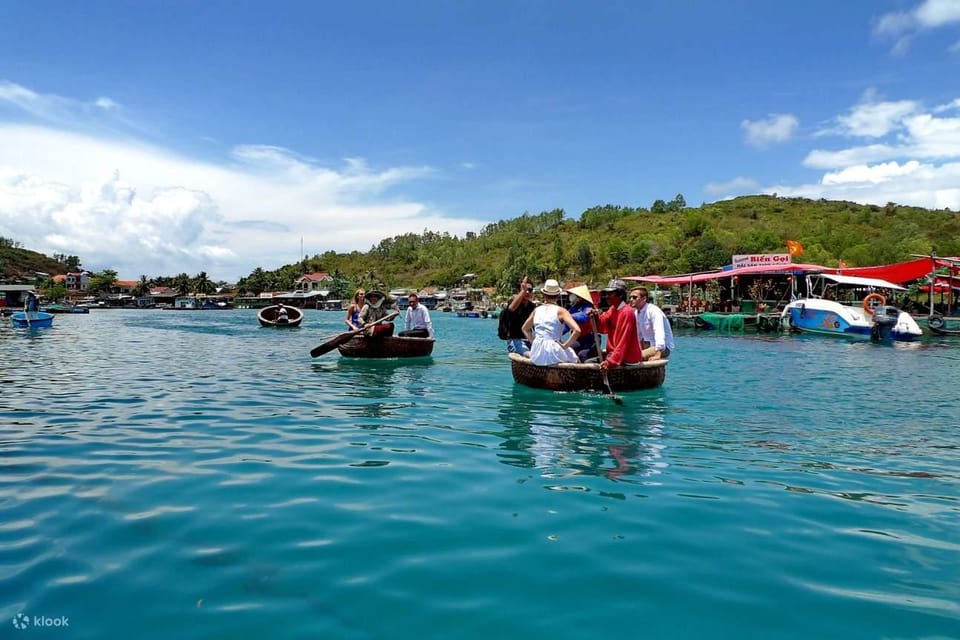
781;273;922;342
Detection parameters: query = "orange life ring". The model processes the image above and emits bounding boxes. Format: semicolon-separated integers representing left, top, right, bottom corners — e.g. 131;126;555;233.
862;293;886;315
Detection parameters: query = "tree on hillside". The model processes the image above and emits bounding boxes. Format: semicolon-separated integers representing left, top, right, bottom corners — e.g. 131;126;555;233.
684;234;728;272
607;239;629;266
576;239;594;274
630;238;651;265
499;244;543;295
551;235;565;272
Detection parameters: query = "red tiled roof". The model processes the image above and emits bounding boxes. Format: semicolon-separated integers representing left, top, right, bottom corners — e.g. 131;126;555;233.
297;273;330;282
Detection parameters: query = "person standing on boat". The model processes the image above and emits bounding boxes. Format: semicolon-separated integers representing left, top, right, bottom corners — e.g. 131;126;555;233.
276;302;289;323
564;284;596;361
590;279;628;358
345;289;365;330
359;290;394;338
632;286;674;360
399;292;434;338
498;275;536;354
590;279;642;369
521;279;580;365
24;291;39;315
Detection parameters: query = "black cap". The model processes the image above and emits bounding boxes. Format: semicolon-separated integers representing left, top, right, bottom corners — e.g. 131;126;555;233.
601;279;627;293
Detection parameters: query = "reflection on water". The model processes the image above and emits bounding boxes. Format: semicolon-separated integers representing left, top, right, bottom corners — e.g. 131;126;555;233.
493;386;670;483
4;311;960;639
308;358;435;420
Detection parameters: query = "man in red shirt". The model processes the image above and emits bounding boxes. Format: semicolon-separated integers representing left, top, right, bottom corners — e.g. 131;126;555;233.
591;279;642;370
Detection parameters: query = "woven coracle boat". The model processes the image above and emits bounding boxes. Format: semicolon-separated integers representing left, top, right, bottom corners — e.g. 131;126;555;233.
337;335;435;358
258;305;304;327
509;353;667;391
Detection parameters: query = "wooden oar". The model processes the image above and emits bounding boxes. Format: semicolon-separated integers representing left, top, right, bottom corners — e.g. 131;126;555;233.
590;315;623;405
310;311;399;357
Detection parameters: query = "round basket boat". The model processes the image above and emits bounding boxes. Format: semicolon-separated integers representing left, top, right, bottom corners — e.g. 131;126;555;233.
338;335;435;358
258;305;304;327
509;353;667;392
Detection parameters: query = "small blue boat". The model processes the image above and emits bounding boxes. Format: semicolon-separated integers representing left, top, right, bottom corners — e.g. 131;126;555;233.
11;311;55;328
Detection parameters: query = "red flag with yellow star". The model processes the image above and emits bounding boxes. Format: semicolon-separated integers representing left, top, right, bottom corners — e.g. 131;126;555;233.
786;240;804;257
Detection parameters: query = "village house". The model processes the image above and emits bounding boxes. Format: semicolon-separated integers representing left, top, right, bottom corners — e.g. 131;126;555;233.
294;272;332;292
64;271;91;291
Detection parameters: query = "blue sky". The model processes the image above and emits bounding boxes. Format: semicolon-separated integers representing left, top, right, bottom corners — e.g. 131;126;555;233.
1;0;959;282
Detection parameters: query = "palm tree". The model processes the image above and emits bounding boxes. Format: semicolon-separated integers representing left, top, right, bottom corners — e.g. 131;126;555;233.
133;275;151;297
174;273;191;296
193;271;213;295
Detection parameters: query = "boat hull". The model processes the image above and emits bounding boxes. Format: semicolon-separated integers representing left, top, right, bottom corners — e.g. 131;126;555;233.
11;311;54;328
782;299;922;342
509;353;667;392
338;335;435;358
42;304;89;314
257;305;304;327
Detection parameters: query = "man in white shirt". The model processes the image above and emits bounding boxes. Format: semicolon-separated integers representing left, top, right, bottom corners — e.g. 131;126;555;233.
633;286;674;360
399;293;434;338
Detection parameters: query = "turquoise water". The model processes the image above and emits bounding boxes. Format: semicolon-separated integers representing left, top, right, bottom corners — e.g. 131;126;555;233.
1;310;958;639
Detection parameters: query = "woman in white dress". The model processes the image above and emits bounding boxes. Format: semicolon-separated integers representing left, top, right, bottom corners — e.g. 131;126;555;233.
521;279;581;365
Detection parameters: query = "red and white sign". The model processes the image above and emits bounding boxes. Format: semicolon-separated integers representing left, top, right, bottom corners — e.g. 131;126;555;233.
731;254;793;268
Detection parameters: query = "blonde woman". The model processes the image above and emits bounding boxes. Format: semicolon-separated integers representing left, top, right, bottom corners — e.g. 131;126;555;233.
345;289;365;330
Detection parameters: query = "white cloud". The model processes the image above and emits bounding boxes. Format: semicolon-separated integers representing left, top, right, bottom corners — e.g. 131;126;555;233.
704;176;759;196
766;160;960;210
915;0;960;28
764;89;960;210
833;97;918;138
95;97;119;110
804;144;899;169
804;94;960;169
933;97;960;112
821;160;922;185
0;80;124;128
875;0;960;52
0;124;483;281
741;114;799;148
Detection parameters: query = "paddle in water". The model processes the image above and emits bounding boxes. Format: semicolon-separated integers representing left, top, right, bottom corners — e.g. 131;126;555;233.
310;311;399;357
590;315;623;405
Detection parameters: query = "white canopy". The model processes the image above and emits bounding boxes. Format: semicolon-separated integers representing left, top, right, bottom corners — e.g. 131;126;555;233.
818;273;906;290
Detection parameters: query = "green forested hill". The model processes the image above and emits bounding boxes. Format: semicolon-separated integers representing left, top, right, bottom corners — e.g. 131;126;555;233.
6;196;958;297
240;195;959;297
0;238;69;280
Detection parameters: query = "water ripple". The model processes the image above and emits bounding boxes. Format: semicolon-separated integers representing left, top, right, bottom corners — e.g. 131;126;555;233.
1;312;957;639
